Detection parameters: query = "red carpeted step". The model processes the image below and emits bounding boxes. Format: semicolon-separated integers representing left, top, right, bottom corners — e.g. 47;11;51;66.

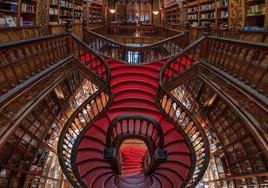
75;57;193;188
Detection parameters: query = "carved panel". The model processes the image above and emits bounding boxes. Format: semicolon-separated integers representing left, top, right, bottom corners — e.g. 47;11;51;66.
37;0;49;35
229;0;245;29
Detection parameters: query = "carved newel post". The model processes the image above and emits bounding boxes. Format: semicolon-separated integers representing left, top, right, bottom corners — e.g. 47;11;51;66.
183;21;190;46
66;18;73;33
184;21;190;33
202;22;210;36
83;19;88;30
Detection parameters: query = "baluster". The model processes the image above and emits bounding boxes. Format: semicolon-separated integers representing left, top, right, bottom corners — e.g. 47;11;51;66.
229;46;242;75
250;51;267;90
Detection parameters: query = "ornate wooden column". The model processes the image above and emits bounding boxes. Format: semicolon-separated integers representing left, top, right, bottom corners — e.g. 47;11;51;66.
37;0;50;35
229;0;245;33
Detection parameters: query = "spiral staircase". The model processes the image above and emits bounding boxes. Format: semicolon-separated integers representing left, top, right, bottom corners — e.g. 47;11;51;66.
57;31;210;188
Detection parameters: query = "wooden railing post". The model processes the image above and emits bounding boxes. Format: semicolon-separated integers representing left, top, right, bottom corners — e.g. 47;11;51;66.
184;21;190;46
82;19;88;40
66;18;73;33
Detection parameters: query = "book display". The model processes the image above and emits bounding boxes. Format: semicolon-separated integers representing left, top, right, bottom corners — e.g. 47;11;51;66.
49;0;83;25
0;0;37;27
83;1;103;25
164;3;185;30
244;0;266;31
162;0;267;30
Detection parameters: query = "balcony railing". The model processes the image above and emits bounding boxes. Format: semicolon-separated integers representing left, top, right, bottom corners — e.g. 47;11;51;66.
84;29;189;64
162;35;268;97
91;25;180;38
56;37;112;187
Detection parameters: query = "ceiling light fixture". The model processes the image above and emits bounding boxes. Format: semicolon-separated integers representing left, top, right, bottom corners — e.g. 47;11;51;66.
152;10;159;15
110;9;116;14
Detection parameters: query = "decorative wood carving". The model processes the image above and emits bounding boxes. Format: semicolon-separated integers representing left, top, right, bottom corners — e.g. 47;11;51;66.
229;0;245;30
37;0;49;35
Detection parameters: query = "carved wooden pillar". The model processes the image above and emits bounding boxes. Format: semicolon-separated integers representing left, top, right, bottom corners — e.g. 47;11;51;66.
37;0;49;35
229;0;245;31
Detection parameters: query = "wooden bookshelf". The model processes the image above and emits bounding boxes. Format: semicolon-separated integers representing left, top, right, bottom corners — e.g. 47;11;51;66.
244;0;266;30
83;2;103;26
48;0;83;36
0;0;38;27
164;3;186;31
48;0;83;25
184;0;268;30
216;0;228;28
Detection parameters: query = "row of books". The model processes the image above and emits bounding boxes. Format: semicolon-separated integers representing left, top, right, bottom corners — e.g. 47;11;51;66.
187;7;198;13
50;0;59;6
200;12;216;19
187;14;198;20
49;8;58;15
0;2;18;11
60;0;73;9
200;3;216;11
0;15;34;27
216;0;228;7
74;5;83;11
219;10;228;18
74;11;82;17
21;3;35;13
246;4;265;16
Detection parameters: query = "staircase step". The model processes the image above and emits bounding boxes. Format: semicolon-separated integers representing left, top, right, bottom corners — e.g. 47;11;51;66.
75;58;192;188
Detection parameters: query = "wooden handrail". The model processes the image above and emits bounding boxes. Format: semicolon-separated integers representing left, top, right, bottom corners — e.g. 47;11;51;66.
159;33;268;187
158;35;210;187
104;115;167;175
84;29;188;64
55;34;112;188
106;115;165;149
0;31;112;188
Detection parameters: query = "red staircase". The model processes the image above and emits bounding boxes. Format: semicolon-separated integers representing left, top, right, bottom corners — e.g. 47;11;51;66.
76;59;193;187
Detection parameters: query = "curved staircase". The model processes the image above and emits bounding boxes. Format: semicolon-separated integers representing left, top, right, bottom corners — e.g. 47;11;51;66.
75;59;193;188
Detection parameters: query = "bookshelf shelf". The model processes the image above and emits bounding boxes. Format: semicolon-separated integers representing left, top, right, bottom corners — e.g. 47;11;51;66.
163;0;267;31
83;2;103;25
164;3;185;31
244;0;266;30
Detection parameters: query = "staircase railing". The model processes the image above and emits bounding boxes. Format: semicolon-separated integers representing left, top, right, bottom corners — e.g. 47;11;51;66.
158;36;210;187
0;32;110;94
162;35;268;97
84;29;189;64
56;35;112;187
159;33;268;186
104;115;167;174
0;33;70;94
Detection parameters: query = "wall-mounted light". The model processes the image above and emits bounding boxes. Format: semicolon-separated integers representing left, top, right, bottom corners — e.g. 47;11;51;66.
152;10;159;15
109;9;116;14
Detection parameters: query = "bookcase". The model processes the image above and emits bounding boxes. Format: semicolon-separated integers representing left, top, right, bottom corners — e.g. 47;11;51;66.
183;0;267;30
48;0;83;36
83;1;103;26
164;3;185;30
244;0;266;30
84;2;104;27
216;0;228;28
49;0;83;25
0;0;38;27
